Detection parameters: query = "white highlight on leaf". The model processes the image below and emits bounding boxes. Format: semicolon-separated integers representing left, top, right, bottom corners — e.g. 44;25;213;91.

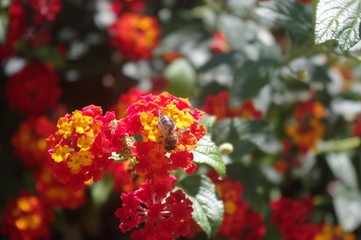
315;0;361;51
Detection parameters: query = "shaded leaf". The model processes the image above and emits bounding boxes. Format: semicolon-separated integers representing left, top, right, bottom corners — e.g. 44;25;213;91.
164;58;196;97
333;183;361;231
213;119;271;145
199;52;243;72
177;175;224;238
90;175;113;207
230;139;257;158
231;59;276;102
256;0;312;43
0;11;8;44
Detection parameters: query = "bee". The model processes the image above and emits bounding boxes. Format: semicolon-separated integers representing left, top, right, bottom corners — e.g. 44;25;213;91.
158;110;178;151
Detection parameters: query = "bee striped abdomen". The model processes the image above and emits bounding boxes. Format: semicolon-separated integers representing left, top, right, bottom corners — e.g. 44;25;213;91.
158;113;178;151
159;115;175;128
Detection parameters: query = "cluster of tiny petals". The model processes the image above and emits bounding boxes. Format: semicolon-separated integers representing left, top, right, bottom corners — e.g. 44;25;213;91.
126;92;206;150
120;92;206;180
110;0;145;13
286;100;326;153
271;197;321;240
6;63;62;116
12;116;57;169
208;171;265;240
47;105;118;190
28;0;62;24
108;13;161;61
115;176;193;240
0;1;27;59
34;166;85;209
134;141;197;180
314;224;355;240
112;161;145;193
112;88;148;119
203;91;262;120
210;31;230;53
1;192;53;240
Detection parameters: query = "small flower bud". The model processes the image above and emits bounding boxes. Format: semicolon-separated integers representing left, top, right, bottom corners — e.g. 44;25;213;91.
219;142;234;155
296;69;308;80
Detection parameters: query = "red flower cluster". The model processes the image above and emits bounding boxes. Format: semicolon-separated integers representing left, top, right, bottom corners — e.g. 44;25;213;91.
120;91;206;180
352;115;361;136
47;105;118;190
6;63;62;116
45;91;205;239
28;0;62;24
110;0;145;13
314;224;355;240
1;192;53;240
0;0;62;60
210;31;230;53
108;13;161;61
0;1;27;59
285;100;325;153
35;166;85;209
12;116;56;169
209;171;265;240
112;161;145;193
203;92;262;120
271;197;320;240
112;88;148;119
115;176;193;240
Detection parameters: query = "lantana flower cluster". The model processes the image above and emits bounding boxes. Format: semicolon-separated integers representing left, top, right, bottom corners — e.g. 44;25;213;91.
115;176;193;240
12;116;57;169
0;0;62;60
203;91;262;120
208;171;266;240
46;91;207;238
1;192;54;240
47;105;117;190
108;12;161;61
285;99;325;154
314;224;355;240
6;63;62;116
271;197;320;240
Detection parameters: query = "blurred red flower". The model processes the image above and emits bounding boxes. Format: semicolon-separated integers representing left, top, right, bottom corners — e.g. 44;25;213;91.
203;91;262;120
1;192;53;240
208;171;266;240
108;13;161;61
6;63;62;116
271;197;320;240
12;116;57;169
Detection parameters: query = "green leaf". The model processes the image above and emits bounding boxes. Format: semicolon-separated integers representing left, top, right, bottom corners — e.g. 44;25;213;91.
198;52;242;72
192;135;226;179
333;183;361;231
163;58;196;97
231;60;275;102
311;65;332;83
0;11;8;44
177;175;224;238
218;14;247;51
256;0;313;43
230;139;257;158
90;174;113;207
213;119;271;145
326;152;358;189
315;0;361;51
